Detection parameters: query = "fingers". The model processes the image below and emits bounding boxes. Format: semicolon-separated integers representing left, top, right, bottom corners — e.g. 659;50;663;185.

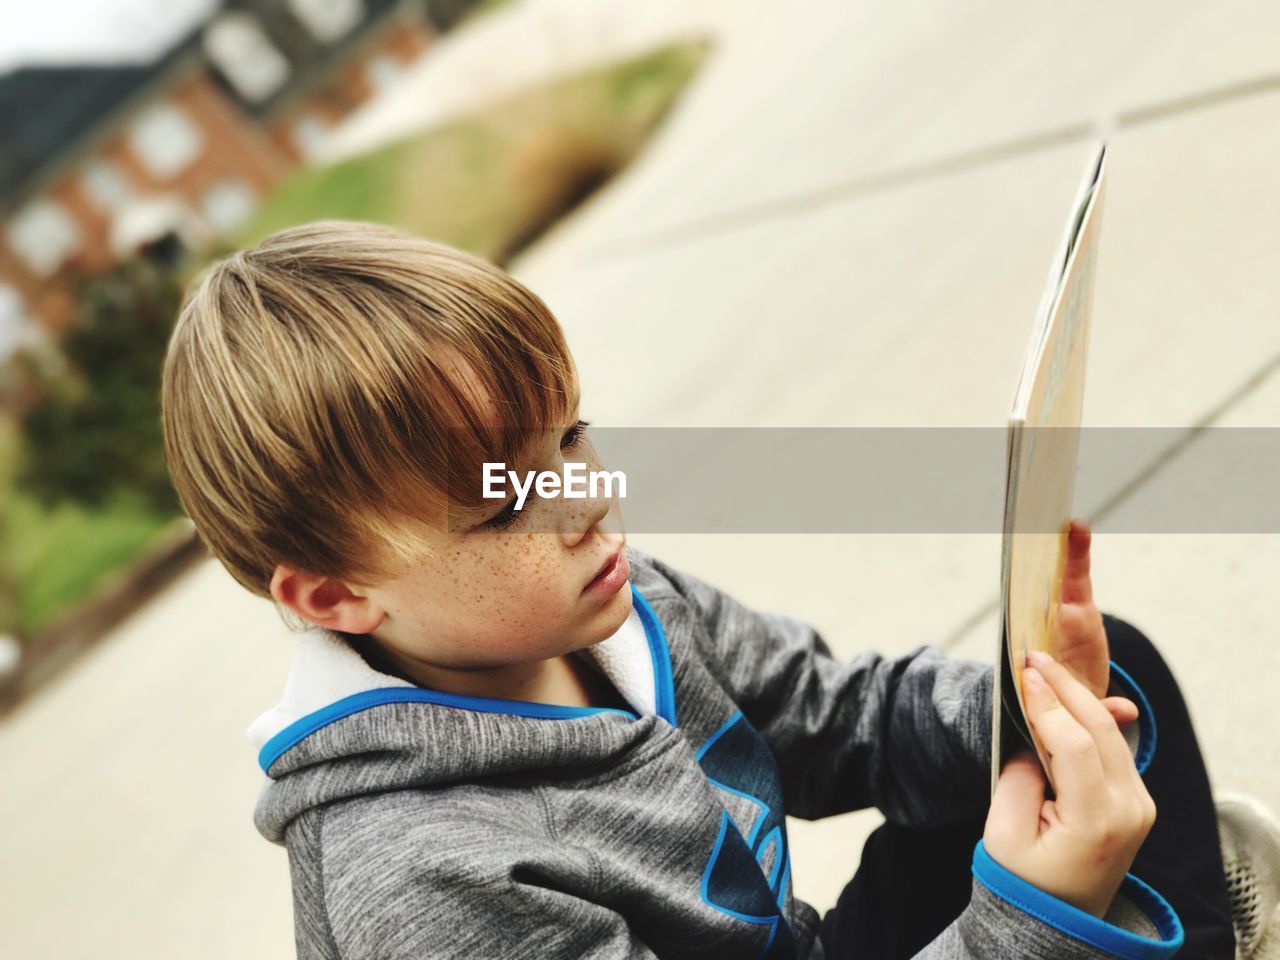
1028;651;1136;785
1022;663;1106;810
1054;601;1111;700
1102;696;1139;726
987;751;1048;851
1033;653;1160;863
1056;598;1102;639
1059;517;1094;605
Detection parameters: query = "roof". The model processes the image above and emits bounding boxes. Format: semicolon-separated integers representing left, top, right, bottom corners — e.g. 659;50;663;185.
0;0;410;214
0;64;147;210
0;24;203;215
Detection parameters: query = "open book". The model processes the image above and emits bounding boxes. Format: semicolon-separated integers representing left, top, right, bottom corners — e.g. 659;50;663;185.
991;142;1108;797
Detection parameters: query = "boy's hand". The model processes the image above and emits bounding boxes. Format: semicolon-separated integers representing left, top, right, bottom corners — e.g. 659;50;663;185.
984;651;1156;919
1053;517;1110;700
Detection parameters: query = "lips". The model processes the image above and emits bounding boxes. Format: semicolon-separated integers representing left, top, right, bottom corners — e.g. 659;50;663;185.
586;550;621;589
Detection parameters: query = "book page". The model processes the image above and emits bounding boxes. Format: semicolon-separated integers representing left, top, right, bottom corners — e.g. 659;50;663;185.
994;143;1107;795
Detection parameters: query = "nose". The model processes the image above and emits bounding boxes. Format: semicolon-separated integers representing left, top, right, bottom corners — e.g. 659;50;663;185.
557;476;616;546
550;441;622;545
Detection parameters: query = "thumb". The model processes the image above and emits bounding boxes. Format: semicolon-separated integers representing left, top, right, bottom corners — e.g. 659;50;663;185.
1102;696;1139;727
985;751;1047;854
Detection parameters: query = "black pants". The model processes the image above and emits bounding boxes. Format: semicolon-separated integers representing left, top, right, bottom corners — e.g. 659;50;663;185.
817;613;1236;959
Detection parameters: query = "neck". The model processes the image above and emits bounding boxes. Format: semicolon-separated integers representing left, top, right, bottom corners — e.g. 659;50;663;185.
351;636;616;710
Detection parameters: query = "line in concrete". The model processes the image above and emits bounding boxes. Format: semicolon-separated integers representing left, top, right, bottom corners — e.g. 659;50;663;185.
1081;354;1280;530
597;74;1280;260
938;350;1280;652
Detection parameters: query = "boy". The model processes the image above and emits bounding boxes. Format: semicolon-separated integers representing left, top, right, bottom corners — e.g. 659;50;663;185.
161;220;1252;958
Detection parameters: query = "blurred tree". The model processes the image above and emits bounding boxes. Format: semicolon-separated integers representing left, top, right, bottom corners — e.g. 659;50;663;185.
422;0;490;31
15;254;185;517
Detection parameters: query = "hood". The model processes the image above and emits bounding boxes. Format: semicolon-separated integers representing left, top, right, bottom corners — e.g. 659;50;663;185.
247;553;678;844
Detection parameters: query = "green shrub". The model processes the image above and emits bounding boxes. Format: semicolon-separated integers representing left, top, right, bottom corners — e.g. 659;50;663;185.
15;256;183;517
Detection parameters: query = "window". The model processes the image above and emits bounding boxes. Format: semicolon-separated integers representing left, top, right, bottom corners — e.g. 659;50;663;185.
288;0;363;43
5;198;81;276
292;114;330;160
365;53;402;92
80;158;133;213
199;179;258;236
205;13;291;103
0;284;37;361
126;103;203;180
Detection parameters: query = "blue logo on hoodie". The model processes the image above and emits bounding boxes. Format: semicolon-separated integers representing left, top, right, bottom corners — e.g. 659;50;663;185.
695;711;796;959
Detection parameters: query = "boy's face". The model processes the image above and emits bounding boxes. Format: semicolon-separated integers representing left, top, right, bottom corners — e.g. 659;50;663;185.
348;405;631;678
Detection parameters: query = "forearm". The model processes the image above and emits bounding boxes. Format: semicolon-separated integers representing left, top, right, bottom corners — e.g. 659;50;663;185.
755;636;994;826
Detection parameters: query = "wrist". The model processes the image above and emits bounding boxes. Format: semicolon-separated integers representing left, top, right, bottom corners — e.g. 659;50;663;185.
982;844;1125;921
1073;878;1125;921
971;840;1185;958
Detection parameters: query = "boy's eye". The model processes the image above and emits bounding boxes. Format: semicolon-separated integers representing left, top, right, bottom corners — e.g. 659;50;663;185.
480;420;590;532
562;419;590;449
482;497;521;531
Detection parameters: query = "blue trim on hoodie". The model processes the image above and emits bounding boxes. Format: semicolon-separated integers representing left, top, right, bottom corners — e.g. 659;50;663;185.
699;812;786;959
632;585;678;726
972;840;1184;959
756;825;784;888
696;710;745;761
259;583;676;775
704;775;769;846
258;688;636;772
1108;660;1157;776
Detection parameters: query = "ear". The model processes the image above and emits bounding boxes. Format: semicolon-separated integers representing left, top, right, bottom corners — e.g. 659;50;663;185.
269;563;386;634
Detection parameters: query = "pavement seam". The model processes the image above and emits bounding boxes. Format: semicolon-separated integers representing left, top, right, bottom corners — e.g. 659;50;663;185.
939;349;1280;652
594;73;1280;260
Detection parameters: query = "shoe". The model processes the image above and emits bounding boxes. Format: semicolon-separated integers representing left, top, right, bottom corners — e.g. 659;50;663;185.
1217;792;1280;960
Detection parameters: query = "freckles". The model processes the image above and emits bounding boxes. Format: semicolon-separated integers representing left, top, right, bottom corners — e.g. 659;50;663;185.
526;534;557;579
432;545;463;592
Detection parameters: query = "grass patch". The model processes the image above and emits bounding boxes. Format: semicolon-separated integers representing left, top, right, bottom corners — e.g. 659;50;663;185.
236;37;710;264
0;413;171;638
3;491;170;637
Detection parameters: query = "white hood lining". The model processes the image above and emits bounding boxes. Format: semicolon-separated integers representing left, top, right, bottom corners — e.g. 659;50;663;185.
246;602;657;754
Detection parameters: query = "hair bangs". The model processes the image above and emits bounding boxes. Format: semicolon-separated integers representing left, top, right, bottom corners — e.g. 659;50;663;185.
161;220;583;600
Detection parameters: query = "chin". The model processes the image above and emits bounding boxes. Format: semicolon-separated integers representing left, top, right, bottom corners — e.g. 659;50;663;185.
578;584;633;643
602;581;634;624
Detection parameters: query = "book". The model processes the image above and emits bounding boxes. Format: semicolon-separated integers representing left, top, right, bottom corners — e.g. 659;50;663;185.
991;142;1108;797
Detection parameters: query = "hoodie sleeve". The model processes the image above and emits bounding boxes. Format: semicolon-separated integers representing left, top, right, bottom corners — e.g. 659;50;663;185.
295;802;660;960
640;549;993;827
913;853;1183;959
639;550;1158;828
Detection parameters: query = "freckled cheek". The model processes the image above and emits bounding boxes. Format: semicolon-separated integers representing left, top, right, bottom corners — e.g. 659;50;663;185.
451;537;574;628
486;532;555;569
514;538;580;611
529;535;576;594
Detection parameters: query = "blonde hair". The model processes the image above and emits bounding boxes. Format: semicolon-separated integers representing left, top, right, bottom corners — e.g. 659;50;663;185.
161;220;579;603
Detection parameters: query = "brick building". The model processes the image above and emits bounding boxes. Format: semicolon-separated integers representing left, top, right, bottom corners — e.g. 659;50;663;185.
0;0;439;357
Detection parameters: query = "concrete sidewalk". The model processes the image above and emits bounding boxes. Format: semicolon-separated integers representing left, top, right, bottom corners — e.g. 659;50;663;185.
506;0;1280;911
1;1;1277;955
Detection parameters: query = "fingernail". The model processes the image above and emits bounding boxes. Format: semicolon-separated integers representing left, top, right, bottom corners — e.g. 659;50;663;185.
1024;667;1044;689
1028;650;1052;670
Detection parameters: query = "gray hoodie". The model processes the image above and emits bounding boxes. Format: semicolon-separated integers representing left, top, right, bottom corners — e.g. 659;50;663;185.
247;544;1182;959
